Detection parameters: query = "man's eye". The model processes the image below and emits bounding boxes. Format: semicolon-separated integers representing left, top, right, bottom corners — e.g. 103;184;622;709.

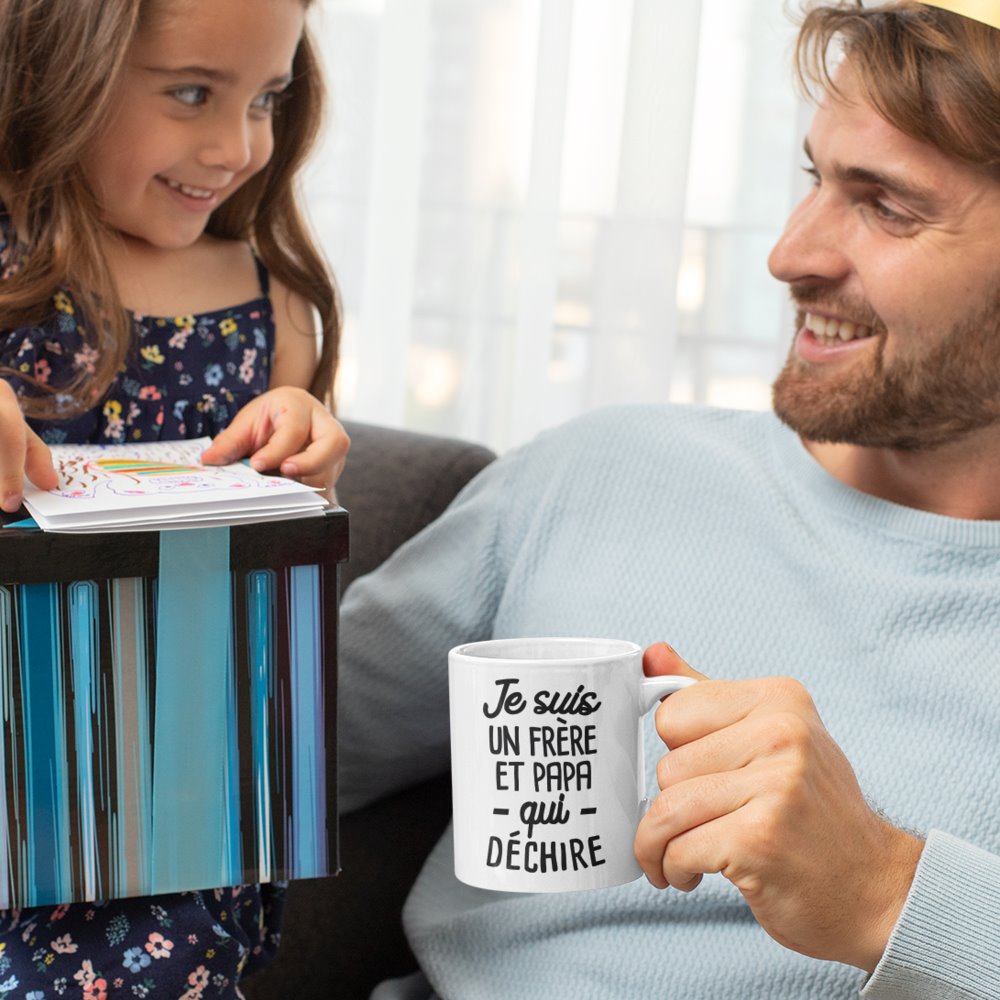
170;85;209;107
872;199;914;228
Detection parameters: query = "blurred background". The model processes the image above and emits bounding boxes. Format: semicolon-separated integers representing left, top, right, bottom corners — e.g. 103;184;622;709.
303;0;812;452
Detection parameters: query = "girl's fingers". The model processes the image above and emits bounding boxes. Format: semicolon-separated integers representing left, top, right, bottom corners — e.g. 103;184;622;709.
24;428;58;491
201;387;349;492
0;384;58;507
279;413;349;473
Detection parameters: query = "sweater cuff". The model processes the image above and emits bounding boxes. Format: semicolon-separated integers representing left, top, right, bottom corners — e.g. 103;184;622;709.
861;830;1000;999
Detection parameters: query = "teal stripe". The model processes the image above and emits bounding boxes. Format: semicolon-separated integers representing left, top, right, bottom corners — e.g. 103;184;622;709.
0;588;12;908
288;565;325;875
247;571;275;880
19;584;71;904
109;585;128;896
68;582;100;901
131;581;153;896
151;528;235;893
223;610;241;883
110;579;153;898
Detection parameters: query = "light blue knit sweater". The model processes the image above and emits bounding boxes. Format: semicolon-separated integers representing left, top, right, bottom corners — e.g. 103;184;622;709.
338;404;1000;1000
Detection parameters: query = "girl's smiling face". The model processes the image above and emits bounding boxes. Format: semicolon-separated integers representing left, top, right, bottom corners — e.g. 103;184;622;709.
82;0;306;250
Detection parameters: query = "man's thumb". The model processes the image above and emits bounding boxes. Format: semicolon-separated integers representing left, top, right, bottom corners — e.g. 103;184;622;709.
642;641;709;681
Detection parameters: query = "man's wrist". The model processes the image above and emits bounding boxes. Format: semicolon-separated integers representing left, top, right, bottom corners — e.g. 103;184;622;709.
858;825;925;973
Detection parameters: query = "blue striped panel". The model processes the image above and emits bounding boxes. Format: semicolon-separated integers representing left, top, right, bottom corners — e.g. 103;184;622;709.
288;565;325;876
247;570;275;881
151;528;237;893
1;532;335;905
18;583;71;905
67;581;100;901
0;587;13;909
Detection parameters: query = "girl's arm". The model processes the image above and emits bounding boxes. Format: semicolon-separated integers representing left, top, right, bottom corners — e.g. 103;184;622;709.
269;273;322;390
200;277;350;495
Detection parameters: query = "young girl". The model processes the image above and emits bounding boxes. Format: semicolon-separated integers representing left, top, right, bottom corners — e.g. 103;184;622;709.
0;0;348;995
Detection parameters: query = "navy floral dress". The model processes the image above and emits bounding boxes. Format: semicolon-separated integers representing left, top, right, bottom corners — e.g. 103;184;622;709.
0;216;272;444
0;210;285;998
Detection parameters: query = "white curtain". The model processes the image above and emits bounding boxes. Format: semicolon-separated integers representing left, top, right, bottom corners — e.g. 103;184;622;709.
303;0;807;453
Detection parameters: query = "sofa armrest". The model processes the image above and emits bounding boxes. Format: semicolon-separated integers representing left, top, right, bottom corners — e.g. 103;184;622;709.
335;420;498;593
242;420;496;1000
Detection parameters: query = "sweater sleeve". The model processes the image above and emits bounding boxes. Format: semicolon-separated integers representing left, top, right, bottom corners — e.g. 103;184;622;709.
336;447;519;814
862;830;1000;999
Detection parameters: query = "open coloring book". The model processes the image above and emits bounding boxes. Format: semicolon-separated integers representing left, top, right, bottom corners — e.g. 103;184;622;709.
21;437;328;532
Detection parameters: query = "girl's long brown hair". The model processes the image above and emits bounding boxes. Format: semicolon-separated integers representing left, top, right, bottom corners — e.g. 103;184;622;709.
0;0;340;419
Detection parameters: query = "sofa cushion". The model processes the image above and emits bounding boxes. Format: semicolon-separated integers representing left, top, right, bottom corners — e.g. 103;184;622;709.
336;420;497;592
242;421;496;1000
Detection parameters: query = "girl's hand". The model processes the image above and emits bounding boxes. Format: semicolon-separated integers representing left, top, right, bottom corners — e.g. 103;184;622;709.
200;386;350;496
633;642;923;973
0;380;59;512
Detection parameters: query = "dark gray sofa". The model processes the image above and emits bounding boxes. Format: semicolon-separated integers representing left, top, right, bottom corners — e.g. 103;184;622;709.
242;420;496;1000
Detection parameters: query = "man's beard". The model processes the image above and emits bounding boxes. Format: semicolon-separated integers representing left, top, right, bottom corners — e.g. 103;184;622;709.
772;287;1000;451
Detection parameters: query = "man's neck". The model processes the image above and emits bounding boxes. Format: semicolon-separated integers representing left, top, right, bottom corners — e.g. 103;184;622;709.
804;429;1000;520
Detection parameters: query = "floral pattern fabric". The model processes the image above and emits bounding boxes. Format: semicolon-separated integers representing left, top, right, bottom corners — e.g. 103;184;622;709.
0;885;285;999
0;207;285;997
0;208;273;444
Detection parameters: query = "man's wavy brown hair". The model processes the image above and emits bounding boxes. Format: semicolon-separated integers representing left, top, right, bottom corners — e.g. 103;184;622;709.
0;0;340;418
795;1;1000;174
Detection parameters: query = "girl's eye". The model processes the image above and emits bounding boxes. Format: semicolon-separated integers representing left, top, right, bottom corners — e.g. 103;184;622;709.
250;90;286;115
802;165;820;187
170;85;209;107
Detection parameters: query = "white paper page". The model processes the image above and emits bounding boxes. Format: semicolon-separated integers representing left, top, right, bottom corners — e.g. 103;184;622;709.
33;489;326;528
23;438;322;529
39;506;326;533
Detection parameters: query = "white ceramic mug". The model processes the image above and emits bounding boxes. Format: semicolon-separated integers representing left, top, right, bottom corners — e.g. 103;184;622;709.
448;637;695;893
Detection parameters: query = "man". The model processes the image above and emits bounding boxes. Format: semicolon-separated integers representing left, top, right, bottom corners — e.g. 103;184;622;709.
338;2;1000;996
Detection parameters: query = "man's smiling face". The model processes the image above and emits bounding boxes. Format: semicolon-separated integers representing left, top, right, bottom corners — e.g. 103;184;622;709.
768;64;1000;451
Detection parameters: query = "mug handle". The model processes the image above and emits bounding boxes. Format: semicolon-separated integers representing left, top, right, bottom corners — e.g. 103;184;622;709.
640;674;697;713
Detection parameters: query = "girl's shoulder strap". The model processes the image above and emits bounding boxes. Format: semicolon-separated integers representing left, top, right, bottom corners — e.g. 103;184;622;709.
0;203;10;256
0;204;19;278
254;254;270;298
